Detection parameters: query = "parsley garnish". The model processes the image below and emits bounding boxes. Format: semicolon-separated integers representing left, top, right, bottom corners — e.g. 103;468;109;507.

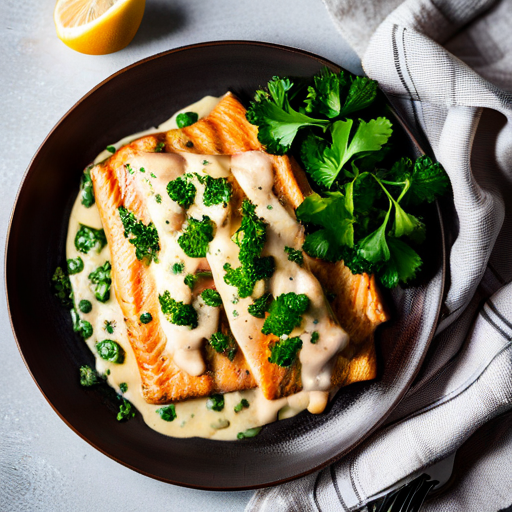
117;399;135;421
52;267;74;308
79;365;101;387
156;404;177;421
176;111;199;128
106;145;116;154
268;337;303;367
118;206;160;264
155;142;165;152
167;174;196;209
248;293;272;318
201;289;222;307
234;399;250;413
75;225;107;254
262;292;309;337
119;382;128;393
171;262;185;274
284;246;303;266
88;261;112;303
311;331;319;344
159;290;197;328
80;165;95;208
206;394;224;412
177;216;214;258
208;332;237;361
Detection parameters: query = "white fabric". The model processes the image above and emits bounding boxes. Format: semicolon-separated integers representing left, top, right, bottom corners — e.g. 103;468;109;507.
247;0;512;510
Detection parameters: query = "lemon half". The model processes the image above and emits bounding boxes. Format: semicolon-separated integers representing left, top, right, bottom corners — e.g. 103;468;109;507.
54;0;146;55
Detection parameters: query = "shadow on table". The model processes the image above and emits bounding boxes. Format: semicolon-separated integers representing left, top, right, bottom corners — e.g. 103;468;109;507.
131;2;187;48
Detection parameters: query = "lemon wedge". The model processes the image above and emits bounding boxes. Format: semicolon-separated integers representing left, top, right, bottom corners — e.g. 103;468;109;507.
54;0;146;55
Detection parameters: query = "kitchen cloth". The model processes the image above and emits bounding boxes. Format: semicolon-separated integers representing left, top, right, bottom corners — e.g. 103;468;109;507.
247;0;512;510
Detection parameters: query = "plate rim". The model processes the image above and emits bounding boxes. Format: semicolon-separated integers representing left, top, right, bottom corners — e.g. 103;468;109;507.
5;40;446;491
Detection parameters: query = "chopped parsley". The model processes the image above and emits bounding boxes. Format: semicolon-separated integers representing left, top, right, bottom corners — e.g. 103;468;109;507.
119;382;128;393
284;246;304;266
208;332;237;361
166;175;197;209
104;320;115;334
311;331;319;344
155;194;162;204
67;256;84;275
96;339;125;364
75;225;107;254
118;206;160;264
203;160;210;165
106;145;116;154
79;365;101;387
52;267;73;309
248;293;272;319
237;427;261;439
78;299;92;314
125;163;135;175
88;261;112;303
268;337;303;367
176;111;199;128
234;399;250;413
177;216;214;258
206;394;224;412
139;312;153;324
184;273;197;290
262;292;309;337
201;289;222;307
159;290;198;328
71;309;93;339
171;262;185;275
156;404;177;422
80;165;95;208
200;175;232;207
223;200;275;298
155;142;165;152
117;399;135;421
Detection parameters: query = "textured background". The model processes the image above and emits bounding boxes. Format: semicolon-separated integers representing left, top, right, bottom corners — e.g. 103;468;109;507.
0;0;359;510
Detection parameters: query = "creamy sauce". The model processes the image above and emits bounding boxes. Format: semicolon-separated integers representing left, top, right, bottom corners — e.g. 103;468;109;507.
66;96;348;439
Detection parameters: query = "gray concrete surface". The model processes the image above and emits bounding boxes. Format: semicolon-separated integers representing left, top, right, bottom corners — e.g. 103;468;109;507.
0;1;360;510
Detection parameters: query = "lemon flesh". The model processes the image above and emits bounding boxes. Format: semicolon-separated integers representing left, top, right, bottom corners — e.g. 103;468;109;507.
54;0;146;55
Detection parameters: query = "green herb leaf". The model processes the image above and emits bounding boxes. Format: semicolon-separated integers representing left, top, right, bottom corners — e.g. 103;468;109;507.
237;427;262;439
284;246;304;266
139;312;153;324
206;394;225;412
166;175;197;209
268;337;303;367
379;237;422;288
79;365;101;387
52;267;74;308
88;261;112;303
202;175;232;207
159;290;198;328
248;293;272;319
67;256;84;275
176;111;199;128
71;309;93;339
234;398;250;413
358;204;392;263
118;207;160;264
304;68;347;119
301;118;392;188
171;262;185;275
96;339;125;364
78;299;92;313
339;76;378;117
208;332;237;361
311;331;319;344
201;289;223;307
75;224;107;254
262;292;309;337
80;165;95;208
177;216;214;258
119;382;128;393
106;145;116;154
117;399;135;421
156;404;177;422
184;273;198;290
246;77;329;154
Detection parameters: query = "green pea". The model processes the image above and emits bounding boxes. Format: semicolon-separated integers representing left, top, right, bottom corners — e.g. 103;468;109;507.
78;299;92;313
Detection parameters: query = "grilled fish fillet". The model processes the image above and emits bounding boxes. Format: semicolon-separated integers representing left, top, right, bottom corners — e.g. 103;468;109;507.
161;92;389;390
91;145;255;404
93;92;388;405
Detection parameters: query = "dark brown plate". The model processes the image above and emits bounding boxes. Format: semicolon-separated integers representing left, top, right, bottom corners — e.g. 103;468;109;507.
5;41;445;490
